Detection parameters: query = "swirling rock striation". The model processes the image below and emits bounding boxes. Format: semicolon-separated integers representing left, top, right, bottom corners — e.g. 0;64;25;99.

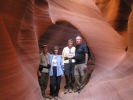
0;0;133;100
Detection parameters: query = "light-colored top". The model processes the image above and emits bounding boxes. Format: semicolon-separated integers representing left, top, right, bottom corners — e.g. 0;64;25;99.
62;46;76;65
40;52;50;73
52;55;58;66
49;54;64;76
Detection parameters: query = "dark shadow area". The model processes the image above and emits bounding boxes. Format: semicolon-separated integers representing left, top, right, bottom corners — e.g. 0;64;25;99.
114;0;131;32
38;22;82;54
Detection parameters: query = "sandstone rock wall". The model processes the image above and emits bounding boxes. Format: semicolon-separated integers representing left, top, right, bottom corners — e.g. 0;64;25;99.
0;0;133;100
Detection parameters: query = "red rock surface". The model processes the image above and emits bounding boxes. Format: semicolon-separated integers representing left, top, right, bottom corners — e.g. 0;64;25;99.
0;0;133;100
93;0;131;40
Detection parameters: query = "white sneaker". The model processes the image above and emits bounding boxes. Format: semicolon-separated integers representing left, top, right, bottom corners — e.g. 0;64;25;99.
54;96;58;100
49;95;53;99
64;89;69;94
69;88;73;93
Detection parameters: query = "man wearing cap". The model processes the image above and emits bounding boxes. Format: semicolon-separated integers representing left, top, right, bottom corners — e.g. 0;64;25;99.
38;45;50;98
62;39;75;94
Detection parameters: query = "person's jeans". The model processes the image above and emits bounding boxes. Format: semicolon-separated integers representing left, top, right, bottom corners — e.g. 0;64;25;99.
64;62;75;89
74;64;88;89
50;67;61;96
38;72;49;96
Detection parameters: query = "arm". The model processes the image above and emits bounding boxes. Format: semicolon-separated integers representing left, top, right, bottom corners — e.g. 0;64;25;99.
83;44;89;70
60;56;64;76
60;55;63;66
83;44;89;65
37;70;41;77
49;54;52;66
39;53;42;65
84;53;88;71
38;54;42;77
48;53;51;67
62;48;65;66
71;47;76;59
85;53;88;65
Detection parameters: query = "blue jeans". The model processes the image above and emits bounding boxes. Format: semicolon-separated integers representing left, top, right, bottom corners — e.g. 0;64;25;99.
50;67;61;96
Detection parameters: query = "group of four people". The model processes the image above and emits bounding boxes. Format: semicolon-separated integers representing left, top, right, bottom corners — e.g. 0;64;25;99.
38;36;89;100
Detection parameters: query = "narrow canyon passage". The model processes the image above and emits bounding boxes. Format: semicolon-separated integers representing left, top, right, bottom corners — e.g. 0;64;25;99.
0;0;133;100
38;22;88;100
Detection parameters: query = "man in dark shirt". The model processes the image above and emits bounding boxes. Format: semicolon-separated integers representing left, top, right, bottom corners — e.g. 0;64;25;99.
74;36;88;93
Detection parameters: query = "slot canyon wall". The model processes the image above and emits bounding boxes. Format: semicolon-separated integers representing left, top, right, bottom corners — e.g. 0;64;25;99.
0;0;133;100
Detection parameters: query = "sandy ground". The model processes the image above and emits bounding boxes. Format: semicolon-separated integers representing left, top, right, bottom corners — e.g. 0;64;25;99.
44;91;79;100
43;76;80;100
43;74;90;100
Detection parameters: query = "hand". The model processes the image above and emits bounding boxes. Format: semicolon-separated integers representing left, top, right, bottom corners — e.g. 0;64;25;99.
62;65;65;71
64;57;68;60
68;55;73;59
84;64;87;71
61;74;64;77
37;71;42;77
71;56;75;59
68;56;74;59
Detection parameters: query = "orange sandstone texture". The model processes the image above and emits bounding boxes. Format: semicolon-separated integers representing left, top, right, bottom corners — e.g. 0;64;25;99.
0;0;133;100
93;0;131;40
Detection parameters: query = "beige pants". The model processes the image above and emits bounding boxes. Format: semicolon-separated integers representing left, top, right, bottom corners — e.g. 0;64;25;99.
74;64;88;89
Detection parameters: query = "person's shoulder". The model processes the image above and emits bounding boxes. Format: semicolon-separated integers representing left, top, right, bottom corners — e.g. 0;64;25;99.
47;52;50;55
50;54;53;57
40;52;43;56
64;46;68;49
73;46;76;48
72;46;76;49
82;43;87;47
82;43;86;46
56;55;61;59
58;55;62;58
62;46;67;51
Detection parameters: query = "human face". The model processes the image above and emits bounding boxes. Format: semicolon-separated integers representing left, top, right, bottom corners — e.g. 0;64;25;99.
68;42;73;48
76;37;82;45
43;47;48;54
54;49;58;55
